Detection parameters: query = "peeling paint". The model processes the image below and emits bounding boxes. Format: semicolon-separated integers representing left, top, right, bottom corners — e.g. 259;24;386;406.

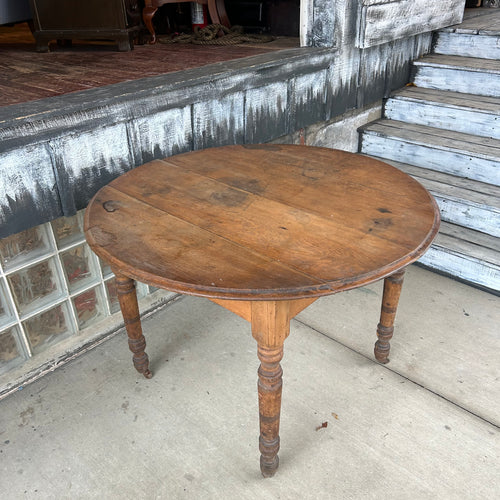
128;106;193;164
49;123;134;215
193;95;245;149
295;70;329;128
245;82;289;143
357;0;465;48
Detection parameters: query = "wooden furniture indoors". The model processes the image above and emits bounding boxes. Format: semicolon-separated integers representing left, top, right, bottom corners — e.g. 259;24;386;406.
84;144;440;477
143;0;230;43
29;0;143;52
0;0;31;25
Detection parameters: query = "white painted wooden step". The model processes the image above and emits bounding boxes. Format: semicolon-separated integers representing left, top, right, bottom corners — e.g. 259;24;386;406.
359;120;500;186
368;158;500;237
385;87;500;139
435;9;500;61
419;222;500;294
433;32;500;60
412;55;500;97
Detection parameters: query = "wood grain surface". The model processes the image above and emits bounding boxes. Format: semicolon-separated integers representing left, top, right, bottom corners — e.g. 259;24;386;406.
84;144;440;300
84;143;440;477
0;22;291;107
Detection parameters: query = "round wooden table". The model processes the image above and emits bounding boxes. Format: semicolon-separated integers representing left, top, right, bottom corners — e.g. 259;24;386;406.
84;144;440;477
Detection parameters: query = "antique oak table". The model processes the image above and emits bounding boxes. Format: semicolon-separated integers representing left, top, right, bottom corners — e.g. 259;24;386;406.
84;144;440;477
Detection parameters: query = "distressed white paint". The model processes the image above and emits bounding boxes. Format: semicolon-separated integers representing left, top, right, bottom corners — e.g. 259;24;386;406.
385;90;500;140
413;57;500;98
300;0;314;46
414;32;433;57
360;127;500;186
433;195;500;238
245;82;289;143
294;69;328;121
357;0;465;48
328;44;360;89
245;82;288;118
359;21;500;292
47;122;134;216
300;0;336;47
128;106;192;163
0;143;57;230
294;68;328;100
420;237;500;292
434;32;500;61
380;161;500;237
50;123;133;182
192;94;245;149
0;145;54;203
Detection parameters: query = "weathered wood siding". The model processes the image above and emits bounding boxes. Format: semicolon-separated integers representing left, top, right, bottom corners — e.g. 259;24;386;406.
300;0;336;47
419;234;500;292
357;0;465;48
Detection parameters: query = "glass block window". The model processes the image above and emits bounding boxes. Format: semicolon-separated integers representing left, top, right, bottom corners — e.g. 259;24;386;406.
7;258;64;315
23;303;73;354
105;278;120;314
72;286;105;330
0;211;151;375
61;244;98;293
0;326;25;374
0;225;53;271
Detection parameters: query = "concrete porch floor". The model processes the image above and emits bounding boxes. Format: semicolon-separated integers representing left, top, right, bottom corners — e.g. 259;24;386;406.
0;265;498;499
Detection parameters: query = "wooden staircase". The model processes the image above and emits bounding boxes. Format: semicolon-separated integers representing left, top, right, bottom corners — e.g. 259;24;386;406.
359;9;500;294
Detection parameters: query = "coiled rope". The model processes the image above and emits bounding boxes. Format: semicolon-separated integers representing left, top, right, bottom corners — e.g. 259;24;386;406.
157;24;275;45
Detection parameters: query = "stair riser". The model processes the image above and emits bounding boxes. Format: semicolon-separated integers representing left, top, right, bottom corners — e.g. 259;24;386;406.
433;32;500;60
419;246;500;292
433;195;500;237
360;134;500;186
384;99;500;139
413;67;500;97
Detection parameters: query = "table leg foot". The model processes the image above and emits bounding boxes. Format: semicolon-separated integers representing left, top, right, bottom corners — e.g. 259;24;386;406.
114;272;152;378
375;268;406;364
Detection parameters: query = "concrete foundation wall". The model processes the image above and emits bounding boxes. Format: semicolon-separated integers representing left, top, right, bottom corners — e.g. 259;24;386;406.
273;101;382;151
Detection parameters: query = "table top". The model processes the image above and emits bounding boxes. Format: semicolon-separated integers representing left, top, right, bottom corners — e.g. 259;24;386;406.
84;144;440;300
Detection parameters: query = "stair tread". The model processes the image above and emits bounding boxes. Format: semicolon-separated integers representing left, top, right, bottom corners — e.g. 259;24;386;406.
433;222;500;266
452;24;500;36
360;119;500;159
377;11;500;291
413;54;500;74
440;9;500;34
433;31;500;61
369;158;500;207
390;87;500;114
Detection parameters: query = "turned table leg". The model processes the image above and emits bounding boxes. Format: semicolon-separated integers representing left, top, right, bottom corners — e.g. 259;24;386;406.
114;272;152;378
375;268;406;364
251;301;291;477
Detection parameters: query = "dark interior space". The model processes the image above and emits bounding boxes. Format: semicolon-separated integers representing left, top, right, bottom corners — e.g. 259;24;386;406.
225;0;300;35
152;0;300;36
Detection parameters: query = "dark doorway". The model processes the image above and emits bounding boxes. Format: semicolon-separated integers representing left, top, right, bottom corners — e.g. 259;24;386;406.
225;0;300;35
